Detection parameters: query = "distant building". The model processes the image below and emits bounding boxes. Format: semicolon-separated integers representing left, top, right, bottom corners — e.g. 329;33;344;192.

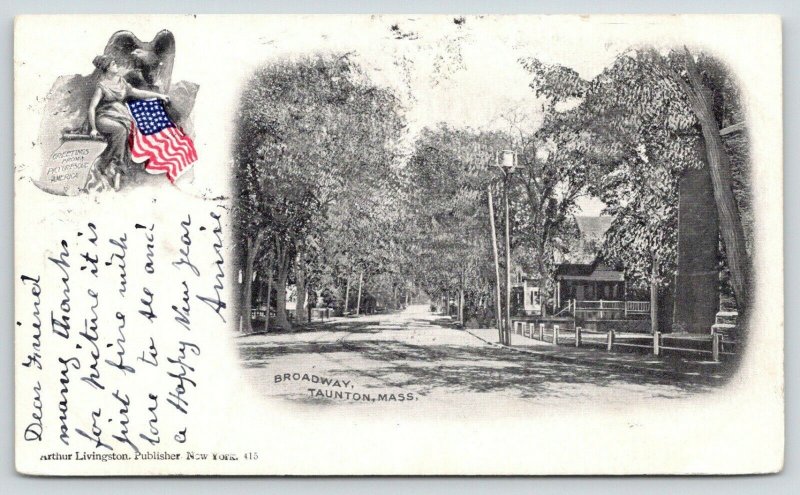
511;269;541;316
554;260;625;309
554;216;651;319
562;216;614;264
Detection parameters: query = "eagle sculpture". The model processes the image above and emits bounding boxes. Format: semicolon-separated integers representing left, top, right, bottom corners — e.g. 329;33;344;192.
102;30;176;92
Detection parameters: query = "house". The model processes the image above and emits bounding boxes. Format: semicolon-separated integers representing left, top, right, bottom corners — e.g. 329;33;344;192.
554;259;651;320
511;269;541;316
557;216;651;318
554;260;625;309
511;216;615;317
510;215;650;320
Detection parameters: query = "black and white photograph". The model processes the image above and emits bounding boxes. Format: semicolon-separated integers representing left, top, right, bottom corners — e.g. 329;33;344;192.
234;16;755;406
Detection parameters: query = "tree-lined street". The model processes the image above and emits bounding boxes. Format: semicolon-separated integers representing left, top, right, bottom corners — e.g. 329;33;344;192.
232;19;753;389
233;45;751;340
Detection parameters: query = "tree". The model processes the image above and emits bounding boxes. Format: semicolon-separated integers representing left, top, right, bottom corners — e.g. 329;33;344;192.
677;48;751;311
512;59;597;314
403;125;502;326
233;54;405;331
538;47;752;331
553;50;705;331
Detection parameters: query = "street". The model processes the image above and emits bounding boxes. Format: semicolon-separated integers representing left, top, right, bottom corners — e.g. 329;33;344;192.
237;305;733;409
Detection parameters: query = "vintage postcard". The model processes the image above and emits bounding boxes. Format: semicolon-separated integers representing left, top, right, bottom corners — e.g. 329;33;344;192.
14;14;783;475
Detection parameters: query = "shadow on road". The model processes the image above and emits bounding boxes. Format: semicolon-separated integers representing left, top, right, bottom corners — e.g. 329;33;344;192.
243;320;383;337
241;336;727;398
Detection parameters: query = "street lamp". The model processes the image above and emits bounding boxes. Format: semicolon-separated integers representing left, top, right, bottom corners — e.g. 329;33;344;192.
492;150;518;346
497;149;519;170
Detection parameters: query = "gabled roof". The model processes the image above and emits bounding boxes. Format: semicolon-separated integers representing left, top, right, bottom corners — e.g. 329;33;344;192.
575;216;613;239
564;215;614;264
555;258;624;282
555;263;596;277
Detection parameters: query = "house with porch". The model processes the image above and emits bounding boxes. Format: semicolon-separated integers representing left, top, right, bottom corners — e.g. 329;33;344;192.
511;216;650;321
554;259;650;320
555;260;624;307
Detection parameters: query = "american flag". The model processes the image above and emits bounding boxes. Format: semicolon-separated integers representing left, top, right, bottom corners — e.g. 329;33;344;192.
128;99;198;183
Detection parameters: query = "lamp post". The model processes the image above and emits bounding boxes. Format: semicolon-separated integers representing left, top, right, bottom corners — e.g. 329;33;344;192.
487;186;504;344
492;150;518;345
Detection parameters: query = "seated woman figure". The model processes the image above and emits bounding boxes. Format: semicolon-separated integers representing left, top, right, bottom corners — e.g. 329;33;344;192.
87;54;170;190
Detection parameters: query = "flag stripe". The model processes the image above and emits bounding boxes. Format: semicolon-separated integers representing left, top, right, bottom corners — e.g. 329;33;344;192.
156;129;192;165
142;134;183;169
146;129;193;179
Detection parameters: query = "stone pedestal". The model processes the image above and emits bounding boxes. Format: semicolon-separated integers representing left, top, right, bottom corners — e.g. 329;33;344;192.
672;166;720;334
36;138;107;196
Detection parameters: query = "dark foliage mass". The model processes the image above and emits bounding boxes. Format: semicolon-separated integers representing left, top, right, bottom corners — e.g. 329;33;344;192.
232;45;752;332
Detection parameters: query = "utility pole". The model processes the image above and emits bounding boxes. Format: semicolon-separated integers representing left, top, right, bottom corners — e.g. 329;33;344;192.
503;172;512;346
487;186;504;344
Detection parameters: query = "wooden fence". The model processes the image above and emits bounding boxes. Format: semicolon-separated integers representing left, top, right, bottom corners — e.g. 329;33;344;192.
556;299;651;318
511;320;736;362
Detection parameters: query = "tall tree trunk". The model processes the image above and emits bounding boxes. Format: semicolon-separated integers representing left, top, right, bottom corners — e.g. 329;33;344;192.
683;48;751;311
355;270;364;316
650;262;659;334
344;277;351;314
459;279;465;326
306;288;312;322
264;258;274;333
487;186;504;344
274;253;291;330
537;247;549;317
256;277;264;307
295;252;307;324
241;235;260;334
525;182;553;319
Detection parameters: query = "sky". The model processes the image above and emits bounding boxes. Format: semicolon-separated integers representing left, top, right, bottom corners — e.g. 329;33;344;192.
289;15;626;216
337;15;623;215
343;15;625;134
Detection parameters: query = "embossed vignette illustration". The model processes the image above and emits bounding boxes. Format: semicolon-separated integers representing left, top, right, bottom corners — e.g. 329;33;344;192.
37;29;199;194
231;17;759;408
